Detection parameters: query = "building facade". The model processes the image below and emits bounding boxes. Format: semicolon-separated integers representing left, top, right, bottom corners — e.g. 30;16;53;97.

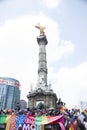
80;101;87;111
0;77;20;110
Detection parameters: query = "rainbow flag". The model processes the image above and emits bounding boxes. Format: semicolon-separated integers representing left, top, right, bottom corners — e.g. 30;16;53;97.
69;123;75;130
0;114;65;130
69;116;76;130
82;109;87;118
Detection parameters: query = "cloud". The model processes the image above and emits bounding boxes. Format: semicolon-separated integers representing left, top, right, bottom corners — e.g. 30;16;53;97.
50;62;87;109
0;13;74;102
0;0;5;2
42;0;60;9
47;39;75;62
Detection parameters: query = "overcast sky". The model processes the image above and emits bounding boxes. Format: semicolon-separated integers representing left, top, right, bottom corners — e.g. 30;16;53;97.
0;0;87;109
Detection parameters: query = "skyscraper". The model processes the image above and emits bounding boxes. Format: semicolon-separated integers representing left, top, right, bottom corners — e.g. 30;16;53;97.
0;77;20;110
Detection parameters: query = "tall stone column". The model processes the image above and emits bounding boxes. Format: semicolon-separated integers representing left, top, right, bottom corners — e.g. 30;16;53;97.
37;35;48;90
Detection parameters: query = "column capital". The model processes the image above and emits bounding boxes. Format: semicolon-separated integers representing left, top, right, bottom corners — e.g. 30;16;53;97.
37;35;48;45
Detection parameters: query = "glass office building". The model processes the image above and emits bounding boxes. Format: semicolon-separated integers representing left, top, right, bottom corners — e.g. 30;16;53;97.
0;77;20;110
80;101;87;111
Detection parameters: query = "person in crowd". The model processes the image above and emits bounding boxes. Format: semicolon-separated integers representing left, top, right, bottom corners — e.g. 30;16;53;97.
84;118;87;130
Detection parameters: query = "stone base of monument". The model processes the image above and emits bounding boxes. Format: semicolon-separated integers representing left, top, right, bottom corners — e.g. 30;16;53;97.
27;89;57;109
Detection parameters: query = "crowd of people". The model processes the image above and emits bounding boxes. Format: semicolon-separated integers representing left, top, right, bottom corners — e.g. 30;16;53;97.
0;99;87;130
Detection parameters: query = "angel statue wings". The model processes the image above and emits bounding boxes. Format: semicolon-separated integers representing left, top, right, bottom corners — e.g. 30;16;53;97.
35;23;46;35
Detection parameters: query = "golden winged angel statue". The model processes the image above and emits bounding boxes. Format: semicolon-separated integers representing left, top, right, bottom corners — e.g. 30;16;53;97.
35;23;46;35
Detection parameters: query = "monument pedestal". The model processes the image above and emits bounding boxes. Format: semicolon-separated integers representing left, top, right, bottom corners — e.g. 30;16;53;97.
27;89;57;109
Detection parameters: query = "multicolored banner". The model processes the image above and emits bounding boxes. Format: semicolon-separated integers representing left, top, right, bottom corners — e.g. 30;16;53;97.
82;109;87;118
0;114;65;130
